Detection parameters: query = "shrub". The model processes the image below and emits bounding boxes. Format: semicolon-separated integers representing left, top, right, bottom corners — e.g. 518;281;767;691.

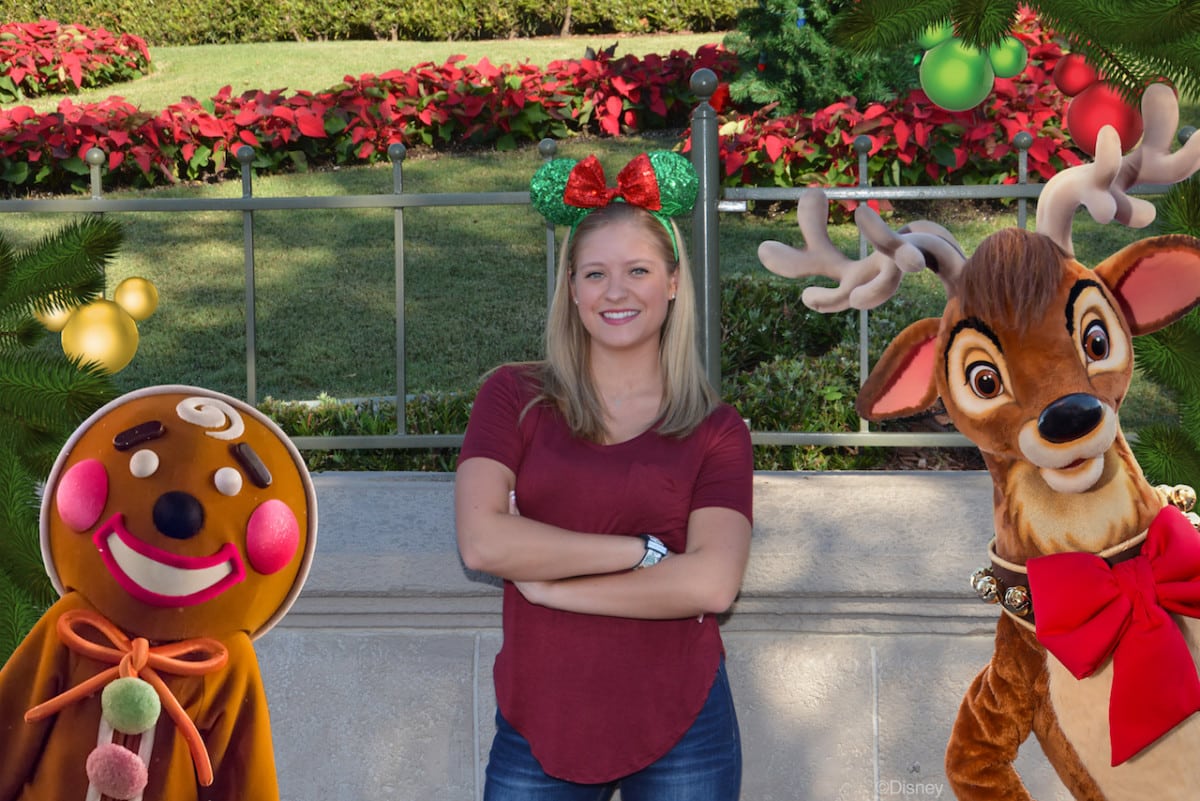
259;393;472;472
722;0;917;115
0;0;750;45
723;344;884;470
0;19;151;103
720;273;854;375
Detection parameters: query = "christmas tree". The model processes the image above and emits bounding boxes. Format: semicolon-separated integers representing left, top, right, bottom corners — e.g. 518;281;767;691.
0;215;121;663
1132;174;1200;487
829;1;1200;101
724;0;919;114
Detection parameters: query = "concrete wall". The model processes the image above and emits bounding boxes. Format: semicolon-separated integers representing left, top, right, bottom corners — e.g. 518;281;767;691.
257;471;1074;801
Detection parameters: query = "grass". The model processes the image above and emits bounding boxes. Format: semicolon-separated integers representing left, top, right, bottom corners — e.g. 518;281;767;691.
4;34;1193;424
20;34;727;115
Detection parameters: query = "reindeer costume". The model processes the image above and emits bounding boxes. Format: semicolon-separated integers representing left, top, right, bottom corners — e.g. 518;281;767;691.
759;84;1200;801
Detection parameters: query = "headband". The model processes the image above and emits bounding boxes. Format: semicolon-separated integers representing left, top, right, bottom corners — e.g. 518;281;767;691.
530;151;699;258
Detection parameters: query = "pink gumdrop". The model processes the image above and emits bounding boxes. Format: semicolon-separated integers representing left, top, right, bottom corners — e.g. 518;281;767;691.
86;742;148;800
246;499;300;575
55;458;109;532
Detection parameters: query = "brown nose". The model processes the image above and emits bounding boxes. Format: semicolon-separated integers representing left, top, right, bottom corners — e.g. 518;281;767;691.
1038;393;1103;444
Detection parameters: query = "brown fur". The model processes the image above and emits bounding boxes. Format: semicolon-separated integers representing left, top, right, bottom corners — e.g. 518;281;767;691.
959;229;1069;335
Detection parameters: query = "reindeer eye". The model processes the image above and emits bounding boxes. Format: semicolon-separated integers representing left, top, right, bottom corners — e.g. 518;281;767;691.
1083;321;1109;362
966;361;1003;399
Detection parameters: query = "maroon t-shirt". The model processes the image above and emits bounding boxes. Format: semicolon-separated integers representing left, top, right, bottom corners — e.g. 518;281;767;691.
458;365;754;783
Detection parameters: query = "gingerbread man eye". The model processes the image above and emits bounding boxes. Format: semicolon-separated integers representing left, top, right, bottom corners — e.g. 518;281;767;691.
214;467;243;497
129;450;159;479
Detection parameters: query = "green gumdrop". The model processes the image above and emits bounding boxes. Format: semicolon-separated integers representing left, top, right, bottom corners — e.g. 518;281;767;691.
917;21;954;50
988;36;1028;78
919;39;995;112
101;676;161;734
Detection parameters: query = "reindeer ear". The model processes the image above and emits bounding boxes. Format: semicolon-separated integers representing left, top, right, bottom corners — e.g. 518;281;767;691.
858;318;941;421
1097;235;1200;335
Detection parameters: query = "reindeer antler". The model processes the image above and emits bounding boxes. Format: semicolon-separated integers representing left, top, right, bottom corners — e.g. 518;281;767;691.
1036;83;1200;257
758;189;967;312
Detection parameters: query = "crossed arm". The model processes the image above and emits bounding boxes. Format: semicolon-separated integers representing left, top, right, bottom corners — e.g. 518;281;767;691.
454;456;751;620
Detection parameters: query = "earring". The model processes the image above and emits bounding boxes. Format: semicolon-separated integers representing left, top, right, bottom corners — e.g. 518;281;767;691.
669;294;676;301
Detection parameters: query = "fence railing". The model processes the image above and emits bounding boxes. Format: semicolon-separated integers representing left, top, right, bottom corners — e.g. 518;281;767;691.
2;69;1193;452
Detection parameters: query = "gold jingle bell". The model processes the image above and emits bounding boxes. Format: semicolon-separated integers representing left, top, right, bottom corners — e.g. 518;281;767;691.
1170;485;1197;514
1004;585;1031;617
971;568;999;603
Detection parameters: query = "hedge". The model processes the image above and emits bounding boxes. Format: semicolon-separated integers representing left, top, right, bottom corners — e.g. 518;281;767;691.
0;0;752;45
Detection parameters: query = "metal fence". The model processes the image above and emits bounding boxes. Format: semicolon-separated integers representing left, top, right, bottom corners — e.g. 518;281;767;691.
2;69;1193;452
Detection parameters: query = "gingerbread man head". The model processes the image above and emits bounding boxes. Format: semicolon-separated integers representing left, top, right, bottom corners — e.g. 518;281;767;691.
40;385;317;641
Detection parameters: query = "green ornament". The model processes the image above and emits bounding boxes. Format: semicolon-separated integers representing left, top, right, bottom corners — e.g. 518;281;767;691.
917;21;954;50
919;39;995;112
101;676;161;735
988;36;1028;79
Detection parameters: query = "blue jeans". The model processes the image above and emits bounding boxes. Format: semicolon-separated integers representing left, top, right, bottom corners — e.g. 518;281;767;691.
483;660;742;801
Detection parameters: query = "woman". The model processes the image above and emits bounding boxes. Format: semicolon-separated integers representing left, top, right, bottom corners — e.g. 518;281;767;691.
455;151;753;800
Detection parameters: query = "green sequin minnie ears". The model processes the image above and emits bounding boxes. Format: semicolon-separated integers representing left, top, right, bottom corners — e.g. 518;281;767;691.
529;151;699;258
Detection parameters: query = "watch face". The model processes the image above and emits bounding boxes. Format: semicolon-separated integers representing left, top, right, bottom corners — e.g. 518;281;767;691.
638;535;668;568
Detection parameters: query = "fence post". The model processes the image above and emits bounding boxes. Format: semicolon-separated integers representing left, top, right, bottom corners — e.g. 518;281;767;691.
86;147;105;200
390;143;408;426
853;134;872;432
1013;132;1032;229
237;145;258;405
539;138;559;307
689;68;721;391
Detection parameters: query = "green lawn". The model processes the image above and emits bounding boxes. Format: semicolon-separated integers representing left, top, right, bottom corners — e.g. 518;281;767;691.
21;34;727;115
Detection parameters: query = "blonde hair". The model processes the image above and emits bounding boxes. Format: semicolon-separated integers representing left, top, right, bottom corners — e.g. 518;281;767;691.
527;202;718;441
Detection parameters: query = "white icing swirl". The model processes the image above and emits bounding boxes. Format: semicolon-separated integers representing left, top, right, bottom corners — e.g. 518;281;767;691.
176;396;245;440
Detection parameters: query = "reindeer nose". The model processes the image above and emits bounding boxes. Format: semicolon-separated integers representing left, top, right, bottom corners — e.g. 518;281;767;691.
153;491;206;539
1038;394;1103;444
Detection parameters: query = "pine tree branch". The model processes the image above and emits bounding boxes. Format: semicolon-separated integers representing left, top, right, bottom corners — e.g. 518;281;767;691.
0;216;119;318
949;0;1021;49
0;442;55;611
829;0;957;53
831;0;1200;95
1135;317;1200;397
0;569;48;664
0;350;115;441
1132;422;1200;488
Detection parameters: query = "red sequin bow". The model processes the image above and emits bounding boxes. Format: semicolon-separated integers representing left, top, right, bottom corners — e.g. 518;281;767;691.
1027;504;1200;765
562;153;662;212
25;608;230;786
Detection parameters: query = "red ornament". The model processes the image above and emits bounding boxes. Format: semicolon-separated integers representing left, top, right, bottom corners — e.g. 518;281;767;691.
1053;53;1099;97
1065;82;1144;156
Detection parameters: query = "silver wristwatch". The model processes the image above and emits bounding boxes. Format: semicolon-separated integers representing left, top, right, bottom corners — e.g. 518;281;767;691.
636;534;669;569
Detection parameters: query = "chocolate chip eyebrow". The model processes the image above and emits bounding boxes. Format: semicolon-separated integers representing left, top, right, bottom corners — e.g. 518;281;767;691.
113;420;165;451
231;442;272;488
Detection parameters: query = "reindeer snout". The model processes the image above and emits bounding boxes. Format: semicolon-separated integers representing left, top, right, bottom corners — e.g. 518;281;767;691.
1038;394;1103;444
153;490;206;539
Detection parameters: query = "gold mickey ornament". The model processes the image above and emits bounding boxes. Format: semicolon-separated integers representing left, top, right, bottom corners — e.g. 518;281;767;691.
39;276;159;374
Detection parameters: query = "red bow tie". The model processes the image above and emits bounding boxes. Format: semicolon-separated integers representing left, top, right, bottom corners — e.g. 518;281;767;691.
1027;505;1200;765
562;153;662;212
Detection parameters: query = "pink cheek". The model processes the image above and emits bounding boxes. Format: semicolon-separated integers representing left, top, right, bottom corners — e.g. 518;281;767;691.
245;499;300;575
55;459;110;532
